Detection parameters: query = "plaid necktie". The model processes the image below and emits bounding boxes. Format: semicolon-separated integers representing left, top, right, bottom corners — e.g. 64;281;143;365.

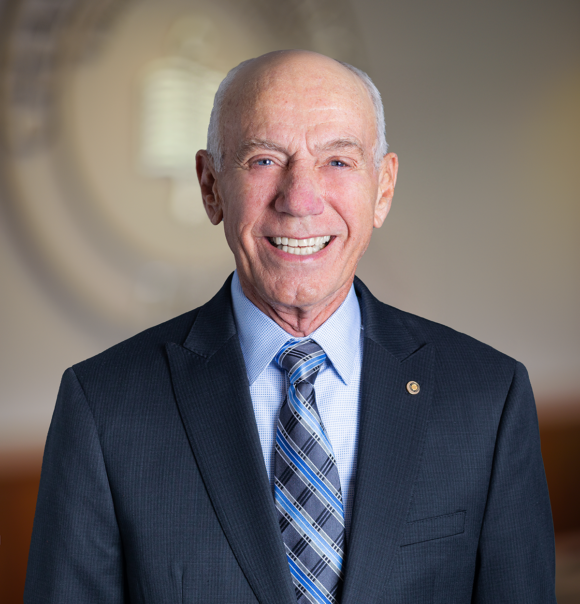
274;339;345;604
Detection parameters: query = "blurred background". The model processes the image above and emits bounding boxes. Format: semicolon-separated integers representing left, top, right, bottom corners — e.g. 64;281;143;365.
0;0;578;601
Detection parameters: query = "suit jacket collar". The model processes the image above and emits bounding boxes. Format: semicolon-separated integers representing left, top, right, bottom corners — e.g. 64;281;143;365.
354;276;424;361
181;275;238;358
170;275;434;604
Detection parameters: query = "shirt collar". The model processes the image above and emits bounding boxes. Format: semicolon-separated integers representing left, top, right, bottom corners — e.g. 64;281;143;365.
231;271;361;386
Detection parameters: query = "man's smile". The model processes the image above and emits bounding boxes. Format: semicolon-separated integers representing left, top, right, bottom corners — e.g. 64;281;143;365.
267;235;332;255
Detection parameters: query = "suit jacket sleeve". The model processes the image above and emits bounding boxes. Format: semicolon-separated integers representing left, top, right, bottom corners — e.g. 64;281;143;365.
25;367;126;604
472;361;556;602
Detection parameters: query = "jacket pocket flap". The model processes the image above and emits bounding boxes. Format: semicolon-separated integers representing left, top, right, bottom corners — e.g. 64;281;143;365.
401;510;466;547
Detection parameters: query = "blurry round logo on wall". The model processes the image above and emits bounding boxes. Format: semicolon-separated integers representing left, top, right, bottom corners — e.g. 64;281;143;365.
0;0;367;337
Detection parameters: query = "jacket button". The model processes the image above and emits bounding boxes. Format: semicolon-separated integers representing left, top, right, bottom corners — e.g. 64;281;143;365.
406;381;420;395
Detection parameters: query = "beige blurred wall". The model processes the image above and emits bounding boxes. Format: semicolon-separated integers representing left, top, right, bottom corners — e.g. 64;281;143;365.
355;0;580;399
1;0;579;455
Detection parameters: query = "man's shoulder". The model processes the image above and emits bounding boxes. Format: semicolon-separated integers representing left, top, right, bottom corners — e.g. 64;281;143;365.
356;278;519;381
396;303;512;361
72;306;201;384
404;304;514;366
72;276;234;384
366;297;524;409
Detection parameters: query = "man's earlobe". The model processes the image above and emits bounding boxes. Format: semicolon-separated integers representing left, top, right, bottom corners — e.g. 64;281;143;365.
196;150;224;225
374;152;399;228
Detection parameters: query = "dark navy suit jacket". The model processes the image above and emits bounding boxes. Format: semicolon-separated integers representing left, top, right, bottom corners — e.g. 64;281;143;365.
25;276;556;603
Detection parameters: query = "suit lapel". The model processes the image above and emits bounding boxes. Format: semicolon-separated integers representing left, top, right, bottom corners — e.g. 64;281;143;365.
341;279;435;604
166;279;295;604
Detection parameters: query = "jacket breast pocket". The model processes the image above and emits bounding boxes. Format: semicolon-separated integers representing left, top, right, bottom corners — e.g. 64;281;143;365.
400;510;466;547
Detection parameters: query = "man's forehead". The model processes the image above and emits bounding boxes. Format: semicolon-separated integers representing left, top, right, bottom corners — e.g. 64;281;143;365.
223;53;373;126
244;73;367;115
232;109;371;159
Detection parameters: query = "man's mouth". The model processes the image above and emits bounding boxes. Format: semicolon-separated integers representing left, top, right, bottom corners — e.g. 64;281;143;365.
268;236;331;255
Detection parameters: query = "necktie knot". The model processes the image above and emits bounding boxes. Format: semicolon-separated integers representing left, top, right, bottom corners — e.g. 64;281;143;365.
275;339;326;386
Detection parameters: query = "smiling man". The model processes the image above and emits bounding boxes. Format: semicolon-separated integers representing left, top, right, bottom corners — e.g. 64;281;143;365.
197;51;397;339
26;51;556;604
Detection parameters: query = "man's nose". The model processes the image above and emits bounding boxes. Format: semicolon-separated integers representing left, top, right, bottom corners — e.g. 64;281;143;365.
274;165;324;217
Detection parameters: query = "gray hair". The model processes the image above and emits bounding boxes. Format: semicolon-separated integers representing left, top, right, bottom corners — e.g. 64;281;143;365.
206;57;388;171
337;61;388;167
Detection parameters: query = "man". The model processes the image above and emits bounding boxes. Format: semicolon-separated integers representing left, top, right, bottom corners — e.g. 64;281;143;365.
26;50;556;603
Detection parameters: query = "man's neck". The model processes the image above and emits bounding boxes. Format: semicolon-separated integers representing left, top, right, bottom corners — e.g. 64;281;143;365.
238;278;353;337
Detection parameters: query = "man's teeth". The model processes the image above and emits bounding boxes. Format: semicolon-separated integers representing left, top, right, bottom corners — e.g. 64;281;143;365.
271;236;331;255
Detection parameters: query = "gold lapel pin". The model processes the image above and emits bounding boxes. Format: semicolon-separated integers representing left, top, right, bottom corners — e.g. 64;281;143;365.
406;381;420;395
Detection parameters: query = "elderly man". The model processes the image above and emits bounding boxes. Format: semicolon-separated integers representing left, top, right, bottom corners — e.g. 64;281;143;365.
26;51;556;603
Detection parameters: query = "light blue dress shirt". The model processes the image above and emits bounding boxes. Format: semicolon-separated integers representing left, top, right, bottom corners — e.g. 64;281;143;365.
231;271;363;534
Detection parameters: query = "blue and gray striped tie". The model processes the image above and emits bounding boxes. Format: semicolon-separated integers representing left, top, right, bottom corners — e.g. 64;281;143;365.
274;339;345;604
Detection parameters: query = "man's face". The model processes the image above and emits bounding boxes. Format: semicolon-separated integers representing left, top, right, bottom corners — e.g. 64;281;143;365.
200;54;397;316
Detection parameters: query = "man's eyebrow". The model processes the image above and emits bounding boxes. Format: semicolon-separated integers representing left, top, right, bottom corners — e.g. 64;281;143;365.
235;137;367;160
236;139;288;157
316;138;365;155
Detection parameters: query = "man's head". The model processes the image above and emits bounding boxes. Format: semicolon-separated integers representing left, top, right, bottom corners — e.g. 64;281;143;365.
206;55;389;171
196;50;398;335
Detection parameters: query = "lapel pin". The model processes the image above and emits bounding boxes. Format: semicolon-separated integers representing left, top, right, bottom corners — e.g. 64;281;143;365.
406;381;420;395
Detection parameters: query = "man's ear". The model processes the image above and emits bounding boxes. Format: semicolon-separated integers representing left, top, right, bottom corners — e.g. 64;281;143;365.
196;150;224;225
374;152;399;228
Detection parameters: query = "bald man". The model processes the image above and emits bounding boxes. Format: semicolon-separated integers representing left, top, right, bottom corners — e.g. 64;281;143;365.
26;51;556;604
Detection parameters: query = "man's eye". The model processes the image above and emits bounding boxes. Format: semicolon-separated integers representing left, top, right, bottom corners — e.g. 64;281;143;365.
255;158;274;166
330;160;347;167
